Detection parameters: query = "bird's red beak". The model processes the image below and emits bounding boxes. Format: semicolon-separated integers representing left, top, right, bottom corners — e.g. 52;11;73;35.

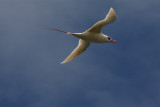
110;40;118;43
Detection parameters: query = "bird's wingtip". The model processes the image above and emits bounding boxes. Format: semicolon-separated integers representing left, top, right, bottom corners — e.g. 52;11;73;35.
60;61;65;64
60;60;68;64
110;7;114;11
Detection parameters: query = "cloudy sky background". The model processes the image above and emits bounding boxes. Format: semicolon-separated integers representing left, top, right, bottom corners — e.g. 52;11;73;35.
0;0;160;107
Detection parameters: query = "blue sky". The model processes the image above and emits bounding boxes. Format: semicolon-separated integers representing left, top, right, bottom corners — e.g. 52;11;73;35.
0;0;160;107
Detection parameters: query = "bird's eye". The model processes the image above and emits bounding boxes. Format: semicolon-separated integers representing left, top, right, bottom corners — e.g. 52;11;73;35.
108;37;111;40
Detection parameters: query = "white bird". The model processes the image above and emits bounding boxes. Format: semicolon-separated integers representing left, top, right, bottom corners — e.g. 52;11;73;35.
48;7;118;64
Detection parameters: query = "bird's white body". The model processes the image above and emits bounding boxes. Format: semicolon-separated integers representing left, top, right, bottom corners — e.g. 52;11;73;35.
68;32;110;43
49;8;118;64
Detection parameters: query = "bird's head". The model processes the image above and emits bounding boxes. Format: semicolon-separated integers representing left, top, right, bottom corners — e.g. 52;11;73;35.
107;36;118;43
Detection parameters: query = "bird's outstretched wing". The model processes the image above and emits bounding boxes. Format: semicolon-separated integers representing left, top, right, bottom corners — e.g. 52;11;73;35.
61;39;90;64
86;8;116;33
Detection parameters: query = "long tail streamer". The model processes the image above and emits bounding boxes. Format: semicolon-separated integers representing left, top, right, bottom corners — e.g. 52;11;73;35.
46;27;68;34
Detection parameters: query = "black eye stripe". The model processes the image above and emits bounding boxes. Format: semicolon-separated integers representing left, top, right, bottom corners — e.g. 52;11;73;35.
108;37;111;40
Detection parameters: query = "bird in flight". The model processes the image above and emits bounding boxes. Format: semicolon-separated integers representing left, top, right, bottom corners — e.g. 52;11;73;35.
48;7;118;64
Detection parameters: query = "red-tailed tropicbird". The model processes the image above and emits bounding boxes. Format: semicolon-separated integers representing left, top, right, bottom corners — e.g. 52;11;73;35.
48;8;118;64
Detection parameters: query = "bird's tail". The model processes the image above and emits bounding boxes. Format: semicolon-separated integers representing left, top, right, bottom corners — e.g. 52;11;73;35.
46;27;68;34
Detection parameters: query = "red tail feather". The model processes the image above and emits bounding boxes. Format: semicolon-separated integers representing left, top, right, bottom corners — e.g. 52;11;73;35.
46;27;68;34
